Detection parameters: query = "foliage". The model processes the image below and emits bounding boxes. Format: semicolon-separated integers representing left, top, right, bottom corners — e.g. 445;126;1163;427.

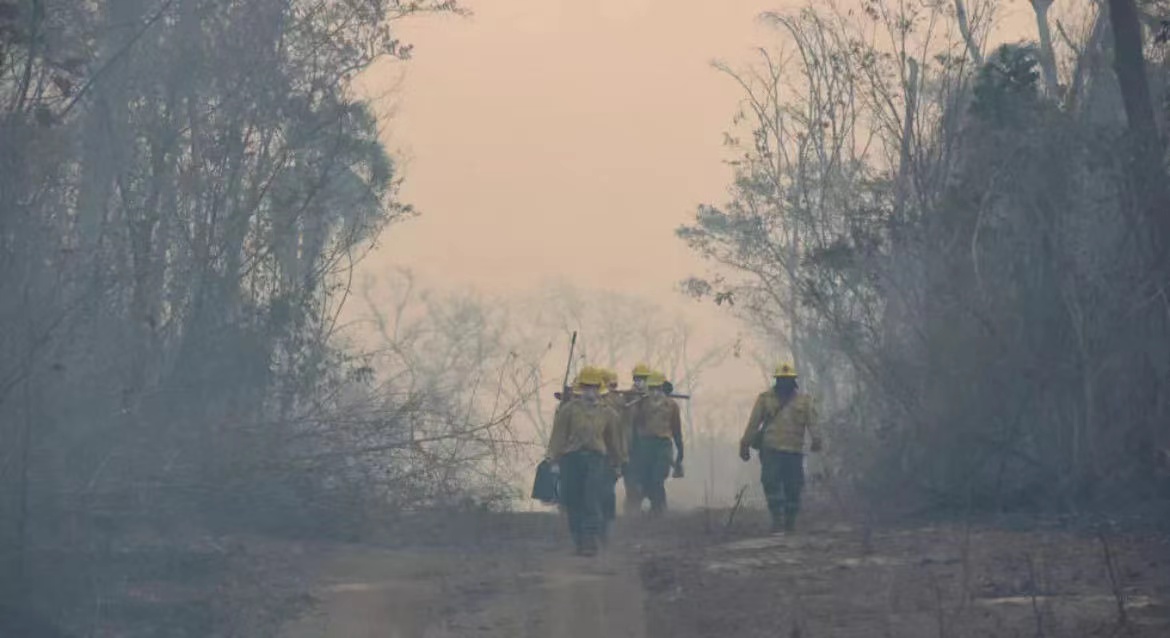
0;0;504;634
681;0;1170;512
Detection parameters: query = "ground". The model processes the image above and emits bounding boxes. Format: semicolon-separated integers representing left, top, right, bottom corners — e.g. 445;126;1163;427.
276;506;1170;638
279;513;646;638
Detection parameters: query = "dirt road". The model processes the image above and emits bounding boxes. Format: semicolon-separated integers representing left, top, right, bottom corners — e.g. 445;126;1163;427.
279;509;1170;638
279;529;646;638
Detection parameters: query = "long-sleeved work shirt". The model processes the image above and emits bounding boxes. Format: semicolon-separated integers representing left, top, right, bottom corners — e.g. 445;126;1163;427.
601;391;632;463
740;390;821;453
547;398;625;466
632;393;681;440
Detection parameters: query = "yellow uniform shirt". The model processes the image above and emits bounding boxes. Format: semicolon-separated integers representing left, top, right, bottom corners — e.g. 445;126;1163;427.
633;393;681;440
601;391;632;462
547;398;625;465
740;391;820;453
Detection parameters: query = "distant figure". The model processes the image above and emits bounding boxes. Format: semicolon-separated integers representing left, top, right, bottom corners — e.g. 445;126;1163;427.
627;371;683;516
546;366;625;556
622;363;653;514
739;363;822;534
599;368;626;541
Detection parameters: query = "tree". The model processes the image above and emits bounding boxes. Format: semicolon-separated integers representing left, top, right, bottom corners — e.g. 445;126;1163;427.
0;0;472;631
682;0;1170;511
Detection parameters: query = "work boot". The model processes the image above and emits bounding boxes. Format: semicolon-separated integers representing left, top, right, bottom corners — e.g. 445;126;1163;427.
576;536;599;557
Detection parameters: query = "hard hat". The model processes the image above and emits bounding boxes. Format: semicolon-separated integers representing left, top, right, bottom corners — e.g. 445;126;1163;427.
577;366;605;387
597;370;611;395
631;363;653;378
601;369;618;385
647;371;667;388
773;362;798;378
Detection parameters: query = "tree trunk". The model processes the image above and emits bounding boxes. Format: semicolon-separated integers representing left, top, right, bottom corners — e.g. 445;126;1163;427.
1107;0;1169;250
1031;0;1061;96
1108;0;1159;145
954;0;984;66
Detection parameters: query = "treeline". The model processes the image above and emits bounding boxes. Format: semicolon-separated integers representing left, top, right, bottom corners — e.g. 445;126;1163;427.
0;0;533;634
682;0;1170;512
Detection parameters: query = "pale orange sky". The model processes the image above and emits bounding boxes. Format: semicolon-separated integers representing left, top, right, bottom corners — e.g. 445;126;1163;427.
354;0;1039;398
363;0;788;300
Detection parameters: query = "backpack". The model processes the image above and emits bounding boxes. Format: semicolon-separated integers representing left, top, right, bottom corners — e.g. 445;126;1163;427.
531;459;560;504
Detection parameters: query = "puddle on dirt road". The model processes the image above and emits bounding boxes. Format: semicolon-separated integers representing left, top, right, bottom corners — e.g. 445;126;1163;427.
835;555;907;568
974;593;1170;626
321;580;422;593
975;594;1156;607
704;555;802;573
516;569;612;588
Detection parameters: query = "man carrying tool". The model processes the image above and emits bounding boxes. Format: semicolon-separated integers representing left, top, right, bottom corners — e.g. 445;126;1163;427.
546;366;625;556
739;363;822;534
627;371;683;516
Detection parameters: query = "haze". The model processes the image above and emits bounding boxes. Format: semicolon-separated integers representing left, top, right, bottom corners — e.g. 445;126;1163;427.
8;0;1170;636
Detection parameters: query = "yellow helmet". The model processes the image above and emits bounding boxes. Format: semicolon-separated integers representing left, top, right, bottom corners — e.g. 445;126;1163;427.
598;372;610;395
601;368;618;385
773;362;798;378
647;371;667;388
631;362;653;378
576;366;605;387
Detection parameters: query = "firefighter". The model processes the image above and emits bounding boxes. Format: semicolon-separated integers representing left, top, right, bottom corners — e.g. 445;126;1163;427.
631;362;652;394
546;366;624;556
739;362;822;534
628;371;683;515
598;369;626;538
623;363;653;514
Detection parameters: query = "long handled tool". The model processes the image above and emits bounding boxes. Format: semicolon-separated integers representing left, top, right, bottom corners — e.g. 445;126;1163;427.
549;331;692;401
557;331;577;402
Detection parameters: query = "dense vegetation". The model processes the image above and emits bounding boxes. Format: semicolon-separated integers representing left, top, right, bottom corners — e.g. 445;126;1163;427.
0;1;534;633
681;0;1170;512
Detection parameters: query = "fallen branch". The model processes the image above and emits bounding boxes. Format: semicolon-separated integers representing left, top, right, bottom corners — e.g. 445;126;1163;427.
724;484;749;531
1097;527;1129;628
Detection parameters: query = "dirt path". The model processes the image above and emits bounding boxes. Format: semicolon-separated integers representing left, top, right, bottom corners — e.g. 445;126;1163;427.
279;536;646;638
279;508;1170;638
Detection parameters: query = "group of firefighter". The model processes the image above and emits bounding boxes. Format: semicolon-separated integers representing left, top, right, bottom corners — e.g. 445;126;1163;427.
543;361;822;557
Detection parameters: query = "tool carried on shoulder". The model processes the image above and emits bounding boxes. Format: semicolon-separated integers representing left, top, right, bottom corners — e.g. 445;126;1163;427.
557;331;577;403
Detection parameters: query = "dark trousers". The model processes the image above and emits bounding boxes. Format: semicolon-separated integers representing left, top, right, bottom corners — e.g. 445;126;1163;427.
621;465;641;515
627;436;673;514
560;450;607;550
760;449;805;528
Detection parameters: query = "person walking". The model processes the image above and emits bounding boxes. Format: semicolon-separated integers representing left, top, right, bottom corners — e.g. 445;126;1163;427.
628;371;683;516
739;363;822;534
598;368;626;540
546;366;624;556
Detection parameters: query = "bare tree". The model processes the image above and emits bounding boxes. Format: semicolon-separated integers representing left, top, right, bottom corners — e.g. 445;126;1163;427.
681;0;1170;511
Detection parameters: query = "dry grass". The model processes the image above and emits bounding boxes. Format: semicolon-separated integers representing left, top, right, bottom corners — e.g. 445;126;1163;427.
639;508;1170;638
